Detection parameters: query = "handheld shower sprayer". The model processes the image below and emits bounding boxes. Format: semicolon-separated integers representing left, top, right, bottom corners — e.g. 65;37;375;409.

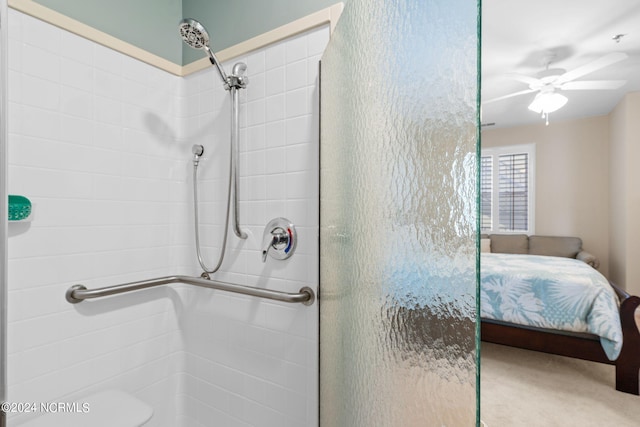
178;18;248;90
178;18;228;86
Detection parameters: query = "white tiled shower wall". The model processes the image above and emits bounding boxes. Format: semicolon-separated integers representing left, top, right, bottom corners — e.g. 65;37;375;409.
176;25;326;426
6;7;327;427
7;9;189;426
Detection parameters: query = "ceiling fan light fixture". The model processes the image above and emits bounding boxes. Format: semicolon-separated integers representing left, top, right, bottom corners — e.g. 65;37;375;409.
527;91;568;114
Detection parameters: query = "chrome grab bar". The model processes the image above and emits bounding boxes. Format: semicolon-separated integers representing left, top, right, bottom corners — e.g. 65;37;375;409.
65;275;315;306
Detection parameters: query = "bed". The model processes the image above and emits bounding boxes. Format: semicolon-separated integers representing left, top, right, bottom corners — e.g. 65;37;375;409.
480;252;640;395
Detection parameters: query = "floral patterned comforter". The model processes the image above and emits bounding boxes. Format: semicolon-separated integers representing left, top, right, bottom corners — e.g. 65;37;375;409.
481;253;622;360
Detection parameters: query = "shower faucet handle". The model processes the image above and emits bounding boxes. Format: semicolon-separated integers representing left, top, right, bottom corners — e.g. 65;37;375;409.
261;230;288;262
262;218;296;262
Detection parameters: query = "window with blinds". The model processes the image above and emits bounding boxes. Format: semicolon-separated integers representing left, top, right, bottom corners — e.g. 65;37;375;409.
480;156;492;231
480;144;534;233
498;153;528;231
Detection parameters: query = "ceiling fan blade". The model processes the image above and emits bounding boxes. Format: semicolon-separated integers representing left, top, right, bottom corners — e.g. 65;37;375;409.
506;73;543;87
483;89;537;104
556;52;628;84
560;80;627;90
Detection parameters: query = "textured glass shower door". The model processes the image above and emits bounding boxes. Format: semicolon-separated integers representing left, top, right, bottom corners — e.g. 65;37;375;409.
319;0;479;426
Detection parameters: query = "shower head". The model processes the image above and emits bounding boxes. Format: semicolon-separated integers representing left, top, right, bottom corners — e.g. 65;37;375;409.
178;18;209;50
178;18;229;86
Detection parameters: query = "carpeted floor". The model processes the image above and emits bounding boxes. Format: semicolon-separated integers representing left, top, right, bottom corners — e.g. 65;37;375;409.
481;342;640;427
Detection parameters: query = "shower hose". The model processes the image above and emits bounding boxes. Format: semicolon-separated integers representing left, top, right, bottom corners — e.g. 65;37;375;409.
192;152;233;274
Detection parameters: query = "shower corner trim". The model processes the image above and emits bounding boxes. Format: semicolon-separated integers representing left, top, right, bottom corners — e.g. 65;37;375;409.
8;0;183;75
8;0;343;78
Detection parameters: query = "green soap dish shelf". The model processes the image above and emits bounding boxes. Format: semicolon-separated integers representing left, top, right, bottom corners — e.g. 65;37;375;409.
8;195;32;221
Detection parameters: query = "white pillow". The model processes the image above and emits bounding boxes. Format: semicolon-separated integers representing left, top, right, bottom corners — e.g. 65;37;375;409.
481;238;491;253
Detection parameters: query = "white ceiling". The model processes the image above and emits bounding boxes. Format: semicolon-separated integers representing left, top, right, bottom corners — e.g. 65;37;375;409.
482;0;640;129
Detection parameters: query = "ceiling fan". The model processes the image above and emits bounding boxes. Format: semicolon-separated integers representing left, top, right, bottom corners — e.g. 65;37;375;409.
484;52;628;124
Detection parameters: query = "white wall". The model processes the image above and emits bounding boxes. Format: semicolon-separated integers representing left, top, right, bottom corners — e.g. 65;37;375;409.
482;115;610;275
609;96;628;290
609;91;640;295
6;8;326;427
